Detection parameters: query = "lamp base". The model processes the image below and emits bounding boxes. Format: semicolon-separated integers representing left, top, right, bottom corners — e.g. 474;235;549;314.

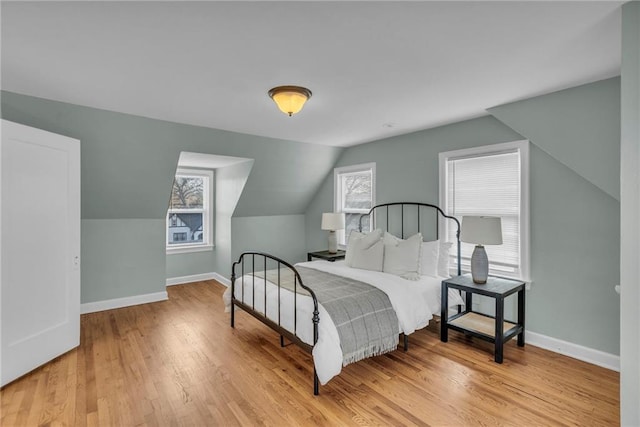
328;230;337;254
470;245;488;284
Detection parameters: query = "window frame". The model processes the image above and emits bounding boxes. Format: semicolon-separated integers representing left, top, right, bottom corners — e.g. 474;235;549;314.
166;167;214;255
439;140;530;281
333;162;376;247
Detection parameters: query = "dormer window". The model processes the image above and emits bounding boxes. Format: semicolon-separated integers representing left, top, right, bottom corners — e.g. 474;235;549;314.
166;168;214;254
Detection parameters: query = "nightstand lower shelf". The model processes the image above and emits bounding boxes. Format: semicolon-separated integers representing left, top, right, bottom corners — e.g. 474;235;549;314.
448;312;520;341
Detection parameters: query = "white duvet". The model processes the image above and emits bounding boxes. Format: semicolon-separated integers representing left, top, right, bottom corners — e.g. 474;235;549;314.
224;260;464;385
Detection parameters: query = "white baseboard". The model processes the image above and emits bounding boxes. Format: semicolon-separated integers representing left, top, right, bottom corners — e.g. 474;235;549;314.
81;291;168;314
166;272;217;286
526;330;620;372
211;272;230;287
166;271;230;287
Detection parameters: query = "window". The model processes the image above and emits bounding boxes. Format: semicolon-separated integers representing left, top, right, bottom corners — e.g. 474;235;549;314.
334;163;376;246
439;141;529;280
166;168;214;254
173;232;187;241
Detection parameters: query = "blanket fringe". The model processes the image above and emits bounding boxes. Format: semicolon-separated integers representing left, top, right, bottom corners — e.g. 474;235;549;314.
342;337;399;366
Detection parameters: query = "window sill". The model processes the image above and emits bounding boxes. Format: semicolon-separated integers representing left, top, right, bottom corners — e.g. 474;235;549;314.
166;244;214;255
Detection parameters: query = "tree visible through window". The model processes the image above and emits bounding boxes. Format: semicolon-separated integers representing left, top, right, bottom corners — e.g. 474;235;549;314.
334;163;376;246
166;169;212;251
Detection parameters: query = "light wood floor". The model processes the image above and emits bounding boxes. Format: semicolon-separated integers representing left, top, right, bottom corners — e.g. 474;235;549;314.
1;281;619;426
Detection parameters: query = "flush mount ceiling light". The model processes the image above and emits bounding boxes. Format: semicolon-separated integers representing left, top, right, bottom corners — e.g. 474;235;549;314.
268;86;312;117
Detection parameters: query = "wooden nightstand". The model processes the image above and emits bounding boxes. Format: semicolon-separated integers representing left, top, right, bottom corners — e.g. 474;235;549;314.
307;250;346;262
441;274;526;363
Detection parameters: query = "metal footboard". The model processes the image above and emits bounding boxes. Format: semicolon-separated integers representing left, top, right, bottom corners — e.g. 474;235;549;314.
230;252;321;395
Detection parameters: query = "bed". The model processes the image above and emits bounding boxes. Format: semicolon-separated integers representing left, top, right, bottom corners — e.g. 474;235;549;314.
224;202;464;395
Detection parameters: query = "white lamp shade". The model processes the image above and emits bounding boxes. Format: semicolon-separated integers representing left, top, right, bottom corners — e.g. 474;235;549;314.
460;216;503;245
321;212;345;231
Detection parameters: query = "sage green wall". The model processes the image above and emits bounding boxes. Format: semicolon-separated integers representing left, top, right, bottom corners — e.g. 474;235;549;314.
1;91;342;303
528;144;619;354
489;78;620;200
166;251;216;280
305;80;620;356
82;219;165;303
232;215;308;266
0;92;341;220
620;1;640;424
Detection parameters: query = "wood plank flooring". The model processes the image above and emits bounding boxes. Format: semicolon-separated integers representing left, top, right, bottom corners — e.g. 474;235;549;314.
1;281;619;426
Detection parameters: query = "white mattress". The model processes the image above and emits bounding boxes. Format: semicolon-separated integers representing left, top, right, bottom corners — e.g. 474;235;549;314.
224;260;464;385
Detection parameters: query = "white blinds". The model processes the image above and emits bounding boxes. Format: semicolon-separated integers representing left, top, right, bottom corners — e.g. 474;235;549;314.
446;151;521;275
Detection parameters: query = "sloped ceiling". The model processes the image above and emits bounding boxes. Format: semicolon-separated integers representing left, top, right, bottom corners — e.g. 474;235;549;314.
0;91;343;219
489;78;621;201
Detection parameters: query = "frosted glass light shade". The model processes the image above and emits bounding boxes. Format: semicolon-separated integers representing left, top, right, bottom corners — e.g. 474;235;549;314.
460;216;503;245
268;86;312;116
321;212;345;231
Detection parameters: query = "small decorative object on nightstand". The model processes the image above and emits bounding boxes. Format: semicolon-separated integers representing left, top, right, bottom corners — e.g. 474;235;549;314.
307;250;346;262
321;212;345;254
460;216;503;284
441;274;525;363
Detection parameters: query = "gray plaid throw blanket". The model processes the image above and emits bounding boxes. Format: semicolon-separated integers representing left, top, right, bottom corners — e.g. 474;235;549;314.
255;266;399;366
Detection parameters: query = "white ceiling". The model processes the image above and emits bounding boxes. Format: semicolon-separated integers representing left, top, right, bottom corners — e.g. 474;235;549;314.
178;151;251;169
1;1;622;147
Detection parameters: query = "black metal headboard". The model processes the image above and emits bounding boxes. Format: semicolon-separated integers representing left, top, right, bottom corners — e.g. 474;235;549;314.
358;202;461;276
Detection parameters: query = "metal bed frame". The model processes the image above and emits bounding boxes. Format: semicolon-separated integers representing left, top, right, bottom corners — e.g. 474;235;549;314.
230;202;461;395
230;252;321;393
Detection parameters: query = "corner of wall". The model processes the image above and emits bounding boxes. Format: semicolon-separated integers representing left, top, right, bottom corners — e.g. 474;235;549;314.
215;160;254;277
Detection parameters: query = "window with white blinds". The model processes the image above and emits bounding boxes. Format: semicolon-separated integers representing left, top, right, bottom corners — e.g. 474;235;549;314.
439;141;529;280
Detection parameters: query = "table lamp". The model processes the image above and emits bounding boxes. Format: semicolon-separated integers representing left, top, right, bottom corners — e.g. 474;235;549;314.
460;216;503;284
321;213;345;254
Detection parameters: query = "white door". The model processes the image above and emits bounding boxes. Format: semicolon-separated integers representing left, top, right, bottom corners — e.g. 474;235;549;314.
0;120;80;387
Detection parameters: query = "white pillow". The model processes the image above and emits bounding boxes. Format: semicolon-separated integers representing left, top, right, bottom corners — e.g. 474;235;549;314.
345;228;383;267
351;239;384;271
382;232;423;280
420;240;440;277
438;241;454;277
